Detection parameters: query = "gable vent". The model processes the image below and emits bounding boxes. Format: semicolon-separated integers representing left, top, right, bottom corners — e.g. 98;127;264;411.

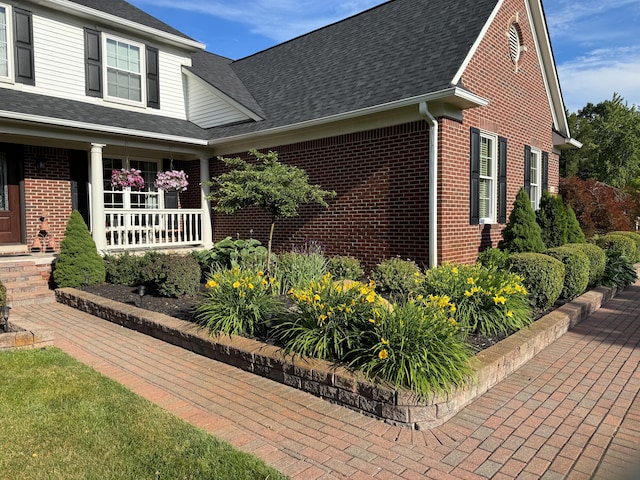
509;23;523;64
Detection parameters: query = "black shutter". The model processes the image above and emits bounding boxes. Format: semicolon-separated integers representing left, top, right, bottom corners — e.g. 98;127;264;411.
85;28;102;97
13;8;35;85
146;45;160;109
542;151;549;192
498;136;508;224
470;127;480;225
524;145;531;197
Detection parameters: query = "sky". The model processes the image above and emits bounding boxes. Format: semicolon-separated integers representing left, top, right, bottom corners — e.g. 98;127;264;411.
128;0;640;114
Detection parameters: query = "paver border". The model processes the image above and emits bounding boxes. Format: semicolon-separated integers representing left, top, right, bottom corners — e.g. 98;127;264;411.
0;320;54;351
55;284;618;429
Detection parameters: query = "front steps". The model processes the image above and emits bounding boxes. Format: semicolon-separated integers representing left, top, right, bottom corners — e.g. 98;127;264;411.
0;256;56;306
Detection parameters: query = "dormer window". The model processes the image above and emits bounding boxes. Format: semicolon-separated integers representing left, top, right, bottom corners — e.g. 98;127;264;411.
106;37;142;103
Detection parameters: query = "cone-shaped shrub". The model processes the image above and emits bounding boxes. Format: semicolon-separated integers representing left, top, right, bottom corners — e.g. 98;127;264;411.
565;205;586;244
536;192;568;248
53;211;105;288
499;188;546;253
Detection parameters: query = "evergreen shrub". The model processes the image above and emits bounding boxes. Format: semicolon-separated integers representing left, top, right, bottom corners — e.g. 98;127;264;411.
536;192;568;248
105;251;161;286
499;188;546;253
565;205;586;244
140;254;200;297
327;255;363;281
566;243;606;287
610;231;640;262
546;246;589;300
53;211;105;288
0;280;6;307
507;253;564;311
477;247;509;270
596;233;636;260
370;258;421;301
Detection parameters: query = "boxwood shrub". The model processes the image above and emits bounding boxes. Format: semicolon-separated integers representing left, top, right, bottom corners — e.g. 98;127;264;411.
610;231;640;262
566;243;606;287
507;253;564;311
370;258;421;301
596;233;637;261
327;255;364;281
140;254;201;297
545;246;589;300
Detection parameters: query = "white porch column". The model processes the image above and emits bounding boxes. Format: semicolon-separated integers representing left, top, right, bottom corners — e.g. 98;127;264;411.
200;155;213;249
90;143;107;252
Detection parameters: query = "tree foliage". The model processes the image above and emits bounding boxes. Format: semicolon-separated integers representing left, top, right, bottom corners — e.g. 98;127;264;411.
498;188;546;253
206;149;336;266
536;191;568;248
561;93;640;188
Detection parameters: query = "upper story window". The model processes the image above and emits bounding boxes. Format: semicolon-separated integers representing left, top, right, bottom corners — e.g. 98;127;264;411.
0;6;9;78
106;37;142;103
0;4;34;85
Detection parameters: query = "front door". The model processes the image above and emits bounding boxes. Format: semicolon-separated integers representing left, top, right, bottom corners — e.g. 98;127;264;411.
0;151;22;244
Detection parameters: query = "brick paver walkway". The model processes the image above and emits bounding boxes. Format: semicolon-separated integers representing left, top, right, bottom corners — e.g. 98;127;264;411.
12;282;640;479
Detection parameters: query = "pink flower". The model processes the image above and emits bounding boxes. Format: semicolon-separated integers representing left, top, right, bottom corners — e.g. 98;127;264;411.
154;170;188;192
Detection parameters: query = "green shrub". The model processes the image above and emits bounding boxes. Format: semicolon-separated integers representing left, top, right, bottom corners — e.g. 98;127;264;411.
370;258;421;301
194;237;268;273
602;252;638;287
272;274;388;361
477;247;510;270
194;267;281;338
0;280;6;307
140;254;200;297
104;252;144;286
274;251;327;293
499;188;546;253
566;205;586;244
536;192;568;248
596;233;637;260
349;298;473;400
327;255;363;281
53;211;105;288
566;243;606;287
507;253;564;311
546;246;589;300
416;263;532;337
610;231;640;262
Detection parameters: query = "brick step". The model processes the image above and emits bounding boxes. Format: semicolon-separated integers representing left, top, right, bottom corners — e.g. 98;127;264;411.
9;291;56;307
0;257;55;306
1;275;49;285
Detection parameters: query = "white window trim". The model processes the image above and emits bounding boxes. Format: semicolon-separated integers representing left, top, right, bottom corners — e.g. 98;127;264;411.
479;130;498;224
102;33;146;107
0;3;14;84
530;148;542;211
103;157;163;208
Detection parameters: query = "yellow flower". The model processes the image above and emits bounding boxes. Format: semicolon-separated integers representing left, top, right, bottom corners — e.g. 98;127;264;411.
467;277;475;285
314;294;321;302
450;305;457;313
319;314;328;322
369;318;376;324
416;294;424;301
239;291;246;298
378;349;388;360
464;290;473;297
247;283;254;290
381;337;389;345
233;281;240;289
366;292;376;303
449;318;457;326
452;267;459;274
257;271;264;277
206;280;218;289
262;280;268;287
493;295;506;305
506;310;514;317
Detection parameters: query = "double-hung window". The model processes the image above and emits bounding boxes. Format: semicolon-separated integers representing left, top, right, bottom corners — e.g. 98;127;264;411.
529;149;541;210
0;5;10;80
0;5;34;85
471;128;507;225
479;133;497;222
105;36;143;104
103;158;160;210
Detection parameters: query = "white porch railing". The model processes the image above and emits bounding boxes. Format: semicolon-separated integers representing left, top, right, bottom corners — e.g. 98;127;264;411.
104;209;203;251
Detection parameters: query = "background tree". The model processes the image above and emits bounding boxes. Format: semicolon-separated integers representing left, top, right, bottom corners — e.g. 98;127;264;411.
498;188;546;253
206;149;336;267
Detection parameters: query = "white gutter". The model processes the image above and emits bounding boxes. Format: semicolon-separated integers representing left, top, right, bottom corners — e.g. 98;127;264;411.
419;102;438;268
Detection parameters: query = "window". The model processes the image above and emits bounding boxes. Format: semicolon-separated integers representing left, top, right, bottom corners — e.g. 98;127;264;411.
0;6;9;79
529;149;541;210
103;158;160;209
105;36;143;103
478;134;497;221
0;5;34;85
471;128;507;225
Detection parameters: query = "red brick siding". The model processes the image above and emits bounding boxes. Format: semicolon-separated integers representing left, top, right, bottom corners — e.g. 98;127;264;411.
212;122;431;270
178;160;201;209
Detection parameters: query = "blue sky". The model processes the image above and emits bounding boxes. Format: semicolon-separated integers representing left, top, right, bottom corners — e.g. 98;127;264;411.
129;0;640;114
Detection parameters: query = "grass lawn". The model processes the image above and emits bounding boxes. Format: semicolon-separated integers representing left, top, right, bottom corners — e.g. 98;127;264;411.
0;348;288;480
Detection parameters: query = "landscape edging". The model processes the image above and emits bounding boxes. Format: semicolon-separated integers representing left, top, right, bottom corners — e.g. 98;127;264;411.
55;284;617;429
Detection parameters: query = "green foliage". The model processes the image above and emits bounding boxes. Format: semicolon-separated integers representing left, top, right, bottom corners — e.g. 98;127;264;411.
602;252;638;287
610;231;640;262
477;247;509;271
104;251;161;286
565;205;586;243
536;192;568;248
274;251;327;293
205;149;336;266
416;263;532;337
561;93;640;188
596;233;637;260
499;188;546;253
139;254;201;297
546;246;590;300
327;255;364;281
566;243;607;287
370;258;421;302
0;280;5;307
507;253;565;311
53;211;105;288
193;237;268;274
349;299;473;400
272;274;387;361
194;268;281;338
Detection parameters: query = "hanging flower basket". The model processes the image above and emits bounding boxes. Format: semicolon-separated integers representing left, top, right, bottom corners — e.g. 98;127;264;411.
111;168;145;189
154;170;189;192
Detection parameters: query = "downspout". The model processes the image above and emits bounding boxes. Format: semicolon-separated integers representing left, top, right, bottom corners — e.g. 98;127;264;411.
419;102;438;268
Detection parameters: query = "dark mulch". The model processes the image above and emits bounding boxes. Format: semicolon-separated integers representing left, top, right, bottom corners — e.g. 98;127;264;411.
82;283;514;351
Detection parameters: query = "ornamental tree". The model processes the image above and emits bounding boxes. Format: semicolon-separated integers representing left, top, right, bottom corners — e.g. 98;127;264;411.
536;191;568;248
498;188;546;253
205;149;336;267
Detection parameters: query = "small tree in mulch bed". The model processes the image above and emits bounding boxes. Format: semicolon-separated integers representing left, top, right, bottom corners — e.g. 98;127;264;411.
498;188;546;253
53;211;105;288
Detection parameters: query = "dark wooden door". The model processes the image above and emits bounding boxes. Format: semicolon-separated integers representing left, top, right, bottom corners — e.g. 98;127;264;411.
0;151;22;244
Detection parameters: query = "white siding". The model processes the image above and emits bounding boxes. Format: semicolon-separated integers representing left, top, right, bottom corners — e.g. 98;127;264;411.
186;74;250;128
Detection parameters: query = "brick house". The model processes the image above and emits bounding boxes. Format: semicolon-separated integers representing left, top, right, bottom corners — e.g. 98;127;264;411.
0;0;578;269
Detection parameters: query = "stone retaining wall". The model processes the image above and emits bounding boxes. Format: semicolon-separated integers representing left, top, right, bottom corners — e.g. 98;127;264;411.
0;322;54;351
56;285;617;429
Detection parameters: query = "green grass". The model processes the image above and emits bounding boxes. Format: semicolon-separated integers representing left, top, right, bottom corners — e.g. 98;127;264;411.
0;348;288;480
